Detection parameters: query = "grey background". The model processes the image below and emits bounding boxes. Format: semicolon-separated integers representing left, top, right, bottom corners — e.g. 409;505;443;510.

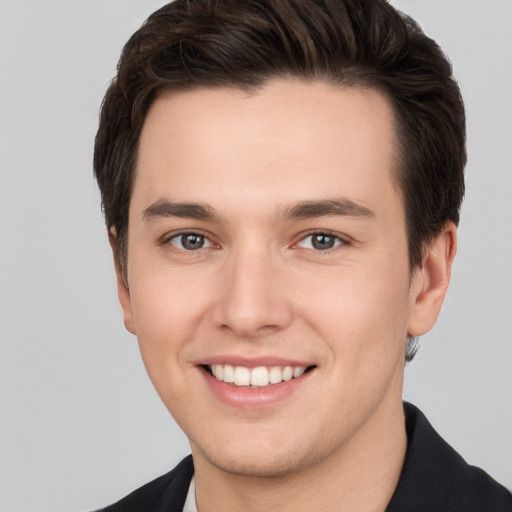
0;1;510;510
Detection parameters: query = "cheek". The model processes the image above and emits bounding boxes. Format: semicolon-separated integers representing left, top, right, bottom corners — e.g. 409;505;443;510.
295;263;411;360
126;266;215;383
130;263;214;332
126;270;212;422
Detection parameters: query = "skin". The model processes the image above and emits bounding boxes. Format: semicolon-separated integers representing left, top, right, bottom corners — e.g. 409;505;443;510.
111;80;456;511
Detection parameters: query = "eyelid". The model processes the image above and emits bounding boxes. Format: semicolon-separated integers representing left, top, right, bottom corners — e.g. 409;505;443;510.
158;229;349;252
160;229;217;250
294;230;350;250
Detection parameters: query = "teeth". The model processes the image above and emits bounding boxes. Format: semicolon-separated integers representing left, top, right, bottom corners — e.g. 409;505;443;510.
293;366;306;378
223;364;234;383
250;367;269;386
269;366;282;384
233;366;251;386
211;364;224;380
282;366;293;381
208;364;309;388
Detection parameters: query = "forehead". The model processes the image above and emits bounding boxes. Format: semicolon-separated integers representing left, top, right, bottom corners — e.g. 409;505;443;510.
134;80;400;220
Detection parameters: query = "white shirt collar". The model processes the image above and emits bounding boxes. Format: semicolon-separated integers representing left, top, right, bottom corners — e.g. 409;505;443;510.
182;474;197;512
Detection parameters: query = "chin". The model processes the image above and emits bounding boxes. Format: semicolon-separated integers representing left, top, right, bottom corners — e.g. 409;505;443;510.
191;435;323;479
206;452;308;479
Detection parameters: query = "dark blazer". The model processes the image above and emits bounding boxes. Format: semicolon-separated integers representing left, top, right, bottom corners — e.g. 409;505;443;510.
97;403;512;511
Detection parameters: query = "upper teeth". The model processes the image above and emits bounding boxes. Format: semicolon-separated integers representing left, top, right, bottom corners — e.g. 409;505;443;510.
209;364;307;387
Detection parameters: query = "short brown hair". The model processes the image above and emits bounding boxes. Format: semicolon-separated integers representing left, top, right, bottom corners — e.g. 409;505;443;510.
94;0;466;358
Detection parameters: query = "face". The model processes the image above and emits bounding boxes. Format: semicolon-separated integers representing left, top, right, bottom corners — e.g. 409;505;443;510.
116;80;445;478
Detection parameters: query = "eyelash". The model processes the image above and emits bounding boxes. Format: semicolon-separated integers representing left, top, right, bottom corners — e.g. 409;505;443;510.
162;230;349;253
164;231;214;252
295;231;348;252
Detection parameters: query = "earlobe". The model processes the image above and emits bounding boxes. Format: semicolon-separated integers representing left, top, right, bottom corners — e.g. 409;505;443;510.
108;228;137;335
407;222;457;337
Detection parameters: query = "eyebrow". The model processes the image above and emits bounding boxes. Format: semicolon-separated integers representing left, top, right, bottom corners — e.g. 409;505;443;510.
143;199;217;222
142;197;375;223
279;198;375;221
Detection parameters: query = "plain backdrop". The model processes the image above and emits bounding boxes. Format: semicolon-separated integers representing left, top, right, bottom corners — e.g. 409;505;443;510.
0;1;511;510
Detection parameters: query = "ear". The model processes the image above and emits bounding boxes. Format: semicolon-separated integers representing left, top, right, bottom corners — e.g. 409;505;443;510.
407;222;457;337
109;228;136;335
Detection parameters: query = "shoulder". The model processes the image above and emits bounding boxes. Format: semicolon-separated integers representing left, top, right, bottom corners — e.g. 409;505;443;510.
386;403;512;512
94;455;194;512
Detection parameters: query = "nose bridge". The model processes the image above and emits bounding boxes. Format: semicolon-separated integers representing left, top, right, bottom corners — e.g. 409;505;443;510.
213;239;292;337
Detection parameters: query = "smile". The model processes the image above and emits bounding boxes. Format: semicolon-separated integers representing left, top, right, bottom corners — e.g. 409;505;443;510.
206;364;312;387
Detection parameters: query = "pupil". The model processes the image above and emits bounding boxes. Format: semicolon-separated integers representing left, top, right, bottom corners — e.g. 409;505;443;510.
312;234;334;250
182;234;204;250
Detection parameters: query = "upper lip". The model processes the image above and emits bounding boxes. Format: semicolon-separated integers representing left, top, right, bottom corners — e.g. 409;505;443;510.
197;355;315;369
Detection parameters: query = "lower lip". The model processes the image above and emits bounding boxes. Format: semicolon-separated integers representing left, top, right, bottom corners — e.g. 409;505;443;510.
200;367;313;409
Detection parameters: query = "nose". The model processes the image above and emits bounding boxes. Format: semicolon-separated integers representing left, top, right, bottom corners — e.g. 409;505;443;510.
212;245;294;338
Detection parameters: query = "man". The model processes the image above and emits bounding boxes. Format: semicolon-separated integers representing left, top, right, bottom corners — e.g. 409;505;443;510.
93;0;511;510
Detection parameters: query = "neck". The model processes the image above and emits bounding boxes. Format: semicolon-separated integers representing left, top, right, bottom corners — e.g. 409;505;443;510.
192;394;407;512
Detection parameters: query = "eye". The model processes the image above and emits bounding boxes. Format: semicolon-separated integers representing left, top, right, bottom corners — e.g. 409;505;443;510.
296;232;344;251
168;232;212;251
